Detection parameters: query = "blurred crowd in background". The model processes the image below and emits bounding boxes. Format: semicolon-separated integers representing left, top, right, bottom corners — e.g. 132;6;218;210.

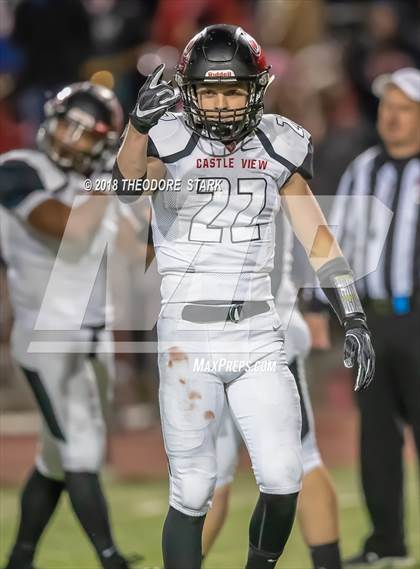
1;0;419;430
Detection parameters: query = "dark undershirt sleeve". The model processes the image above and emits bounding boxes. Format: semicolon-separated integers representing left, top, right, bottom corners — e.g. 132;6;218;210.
0;160;45;210
295;138;313;180
147;136;160;158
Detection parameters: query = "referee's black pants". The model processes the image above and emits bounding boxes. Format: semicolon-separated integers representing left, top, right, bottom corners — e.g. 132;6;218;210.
356;307;420;556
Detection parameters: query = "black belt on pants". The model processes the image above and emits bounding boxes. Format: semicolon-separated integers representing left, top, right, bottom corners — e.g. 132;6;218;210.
181;301;270;323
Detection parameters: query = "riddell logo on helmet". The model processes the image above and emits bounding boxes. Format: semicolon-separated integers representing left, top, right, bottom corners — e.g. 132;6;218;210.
205;69;236;78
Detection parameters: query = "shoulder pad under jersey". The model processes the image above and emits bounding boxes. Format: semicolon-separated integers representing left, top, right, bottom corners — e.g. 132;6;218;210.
256;114;313;180
147;112;199;163
0;149;67;210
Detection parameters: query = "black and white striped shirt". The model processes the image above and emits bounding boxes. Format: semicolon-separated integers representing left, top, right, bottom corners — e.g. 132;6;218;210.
330;145;420;307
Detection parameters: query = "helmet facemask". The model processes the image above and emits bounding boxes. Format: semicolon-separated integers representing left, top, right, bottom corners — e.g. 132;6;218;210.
38;116;117;175
37;83;122;175
177;71;270;142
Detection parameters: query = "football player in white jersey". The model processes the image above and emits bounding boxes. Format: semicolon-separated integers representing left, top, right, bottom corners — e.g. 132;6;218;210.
0;84;140;569
114;25;375;569
202;216;342;569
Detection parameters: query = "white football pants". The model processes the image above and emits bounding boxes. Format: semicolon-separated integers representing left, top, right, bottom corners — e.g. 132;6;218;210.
11;324;114;480
157;301;303;517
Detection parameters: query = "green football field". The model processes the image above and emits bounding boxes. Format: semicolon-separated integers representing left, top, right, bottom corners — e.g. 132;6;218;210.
1;467;419;569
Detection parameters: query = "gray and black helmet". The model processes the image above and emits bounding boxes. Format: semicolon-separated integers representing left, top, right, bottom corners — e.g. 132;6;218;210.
175;24;271;143
37;82;123;174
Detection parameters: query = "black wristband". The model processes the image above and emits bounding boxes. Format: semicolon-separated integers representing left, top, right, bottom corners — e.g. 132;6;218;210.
111;160;146;204
343;316;368;332
316;257;365;326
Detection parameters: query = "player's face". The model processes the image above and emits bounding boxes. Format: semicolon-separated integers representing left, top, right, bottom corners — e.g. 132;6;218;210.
195;82;249;122
52;118;104;154
49;118;106;173
377;86;420;149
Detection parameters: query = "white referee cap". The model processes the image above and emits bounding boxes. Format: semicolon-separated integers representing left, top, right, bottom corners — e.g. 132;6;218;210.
372;67;420;102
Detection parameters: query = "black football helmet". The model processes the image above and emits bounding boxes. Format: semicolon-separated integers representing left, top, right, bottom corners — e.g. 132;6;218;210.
175;24;271;142
37;82;123;175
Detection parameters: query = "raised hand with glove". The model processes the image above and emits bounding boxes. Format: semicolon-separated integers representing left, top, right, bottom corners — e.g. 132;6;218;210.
129;63;181;135
113;63;179;199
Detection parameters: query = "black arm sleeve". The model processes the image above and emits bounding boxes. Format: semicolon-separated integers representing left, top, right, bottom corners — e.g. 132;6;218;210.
147;136;160;158
296;138;313;180
0;160;44;209
111;160;147;204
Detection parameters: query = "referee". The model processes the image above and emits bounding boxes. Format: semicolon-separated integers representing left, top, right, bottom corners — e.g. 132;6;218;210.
325;68;420;568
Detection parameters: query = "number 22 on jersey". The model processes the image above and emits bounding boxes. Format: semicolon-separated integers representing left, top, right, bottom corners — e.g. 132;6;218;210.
188;177;268;243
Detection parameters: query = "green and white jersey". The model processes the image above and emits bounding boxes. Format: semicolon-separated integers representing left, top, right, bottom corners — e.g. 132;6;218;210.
0;149;118;329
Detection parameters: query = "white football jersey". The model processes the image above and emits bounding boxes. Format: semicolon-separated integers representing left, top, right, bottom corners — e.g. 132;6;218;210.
0;149;118;330
148;112;312;303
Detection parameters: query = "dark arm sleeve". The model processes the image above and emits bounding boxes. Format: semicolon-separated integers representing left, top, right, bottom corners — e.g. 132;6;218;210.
147;136;160;158
0;160;44;210
296;138;314;180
